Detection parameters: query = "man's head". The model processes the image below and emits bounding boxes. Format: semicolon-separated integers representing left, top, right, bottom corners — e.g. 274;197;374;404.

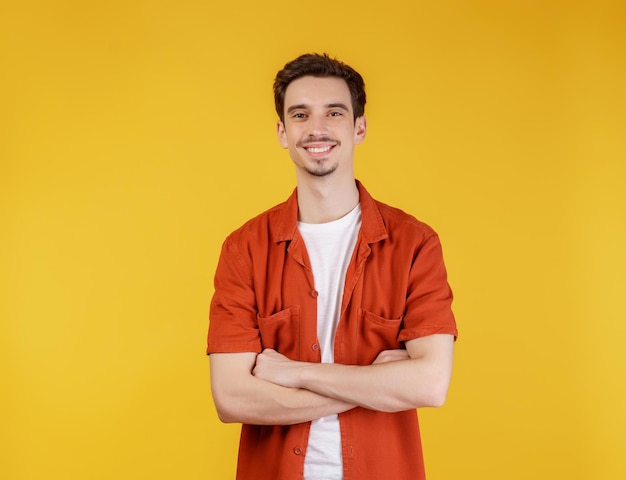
273;53;366;124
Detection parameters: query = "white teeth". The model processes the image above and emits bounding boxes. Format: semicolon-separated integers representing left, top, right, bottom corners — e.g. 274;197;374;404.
307;146;331;153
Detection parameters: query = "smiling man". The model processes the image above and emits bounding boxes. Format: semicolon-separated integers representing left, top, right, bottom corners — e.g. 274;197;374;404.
207;53;458;480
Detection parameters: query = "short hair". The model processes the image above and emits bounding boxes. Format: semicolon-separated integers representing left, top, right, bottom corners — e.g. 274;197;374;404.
273;53;366;123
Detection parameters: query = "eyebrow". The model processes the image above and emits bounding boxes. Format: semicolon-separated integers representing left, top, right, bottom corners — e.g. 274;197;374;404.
286;104;307;114
286;103;351;114
326;103;350;111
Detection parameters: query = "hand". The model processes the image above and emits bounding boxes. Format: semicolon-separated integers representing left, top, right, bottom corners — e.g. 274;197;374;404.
372;349;410;364
252;349;306;388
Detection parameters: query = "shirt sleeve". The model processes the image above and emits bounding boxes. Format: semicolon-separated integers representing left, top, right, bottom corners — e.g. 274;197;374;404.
397;232;458;342
207;237;263;354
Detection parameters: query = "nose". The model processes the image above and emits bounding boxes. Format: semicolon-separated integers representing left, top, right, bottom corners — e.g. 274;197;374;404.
309;114;328;136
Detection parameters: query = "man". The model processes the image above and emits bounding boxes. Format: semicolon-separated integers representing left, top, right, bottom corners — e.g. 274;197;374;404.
207;53;458;480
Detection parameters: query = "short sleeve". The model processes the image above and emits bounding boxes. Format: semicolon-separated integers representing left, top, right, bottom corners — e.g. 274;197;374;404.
397;233;458;342
207;238;263;354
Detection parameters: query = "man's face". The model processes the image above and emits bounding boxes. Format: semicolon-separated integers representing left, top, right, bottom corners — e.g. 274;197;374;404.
277;76;366;179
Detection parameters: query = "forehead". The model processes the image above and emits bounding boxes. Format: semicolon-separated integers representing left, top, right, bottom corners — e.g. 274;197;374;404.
284;76;352;110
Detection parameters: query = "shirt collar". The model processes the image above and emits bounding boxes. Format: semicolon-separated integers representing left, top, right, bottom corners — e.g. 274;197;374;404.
272;180;388;244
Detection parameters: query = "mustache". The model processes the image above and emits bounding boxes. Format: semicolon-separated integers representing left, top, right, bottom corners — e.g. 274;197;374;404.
296;136;341;148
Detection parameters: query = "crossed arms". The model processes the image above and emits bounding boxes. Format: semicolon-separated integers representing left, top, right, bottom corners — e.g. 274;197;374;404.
210;333;454;426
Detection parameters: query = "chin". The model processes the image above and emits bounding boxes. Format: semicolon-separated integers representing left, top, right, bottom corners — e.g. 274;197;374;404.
304;161;338;178
306;167;337;178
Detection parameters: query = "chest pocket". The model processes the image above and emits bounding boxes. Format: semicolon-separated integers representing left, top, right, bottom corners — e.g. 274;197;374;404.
357;309;403;364
257;305;301;360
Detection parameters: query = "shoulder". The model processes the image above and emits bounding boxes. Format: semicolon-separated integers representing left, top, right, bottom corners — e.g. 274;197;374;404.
374;199;439;242
357;181;438;246
222;199;291;252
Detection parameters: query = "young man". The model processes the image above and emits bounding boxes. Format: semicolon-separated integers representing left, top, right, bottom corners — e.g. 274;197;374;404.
207;53;458;480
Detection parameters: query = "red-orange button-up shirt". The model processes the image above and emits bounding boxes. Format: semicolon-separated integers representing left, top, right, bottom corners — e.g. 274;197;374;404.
208;181;457;480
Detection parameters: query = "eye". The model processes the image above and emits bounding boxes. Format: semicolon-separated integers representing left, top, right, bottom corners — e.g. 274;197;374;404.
329;111;343;117
291;112;307;119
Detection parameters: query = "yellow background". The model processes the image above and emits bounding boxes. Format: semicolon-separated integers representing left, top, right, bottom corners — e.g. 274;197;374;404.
2;1;625;478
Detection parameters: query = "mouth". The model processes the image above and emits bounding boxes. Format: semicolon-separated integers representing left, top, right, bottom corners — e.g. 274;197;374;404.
305;145;334;154
298;138;340;158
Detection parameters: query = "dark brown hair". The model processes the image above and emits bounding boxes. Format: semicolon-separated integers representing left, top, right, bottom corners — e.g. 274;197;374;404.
273;53;366;123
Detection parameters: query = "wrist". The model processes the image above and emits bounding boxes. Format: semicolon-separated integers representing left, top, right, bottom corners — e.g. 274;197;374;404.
296;361;319;390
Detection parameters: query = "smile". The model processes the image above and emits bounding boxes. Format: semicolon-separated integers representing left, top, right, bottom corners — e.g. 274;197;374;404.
306;146;333;154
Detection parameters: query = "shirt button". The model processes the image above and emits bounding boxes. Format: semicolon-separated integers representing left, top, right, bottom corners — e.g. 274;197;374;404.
311;343;319;351
311;290;318;298
293;447;302;455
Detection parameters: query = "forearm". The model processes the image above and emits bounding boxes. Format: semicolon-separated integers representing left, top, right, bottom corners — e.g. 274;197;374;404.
254;334;455;413
210;353;354;425
297;358;448;412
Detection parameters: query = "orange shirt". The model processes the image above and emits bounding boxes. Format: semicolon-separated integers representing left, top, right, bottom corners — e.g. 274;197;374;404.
208;181;457;480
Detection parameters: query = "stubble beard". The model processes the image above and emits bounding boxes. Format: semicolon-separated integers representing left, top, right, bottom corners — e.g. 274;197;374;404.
305;160;339;177
297;136;341;178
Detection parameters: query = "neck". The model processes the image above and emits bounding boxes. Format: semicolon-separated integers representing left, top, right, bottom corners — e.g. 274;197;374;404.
296;175;359;224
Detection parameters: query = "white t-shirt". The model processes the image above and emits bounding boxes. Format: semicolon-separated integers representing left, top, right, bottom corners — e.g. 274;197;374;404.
297;204;362;480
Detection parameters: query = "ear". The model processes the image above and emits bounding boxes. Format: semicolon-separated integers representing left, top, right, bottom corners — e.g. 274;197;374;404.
277;121;288;149
354;116;367;145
